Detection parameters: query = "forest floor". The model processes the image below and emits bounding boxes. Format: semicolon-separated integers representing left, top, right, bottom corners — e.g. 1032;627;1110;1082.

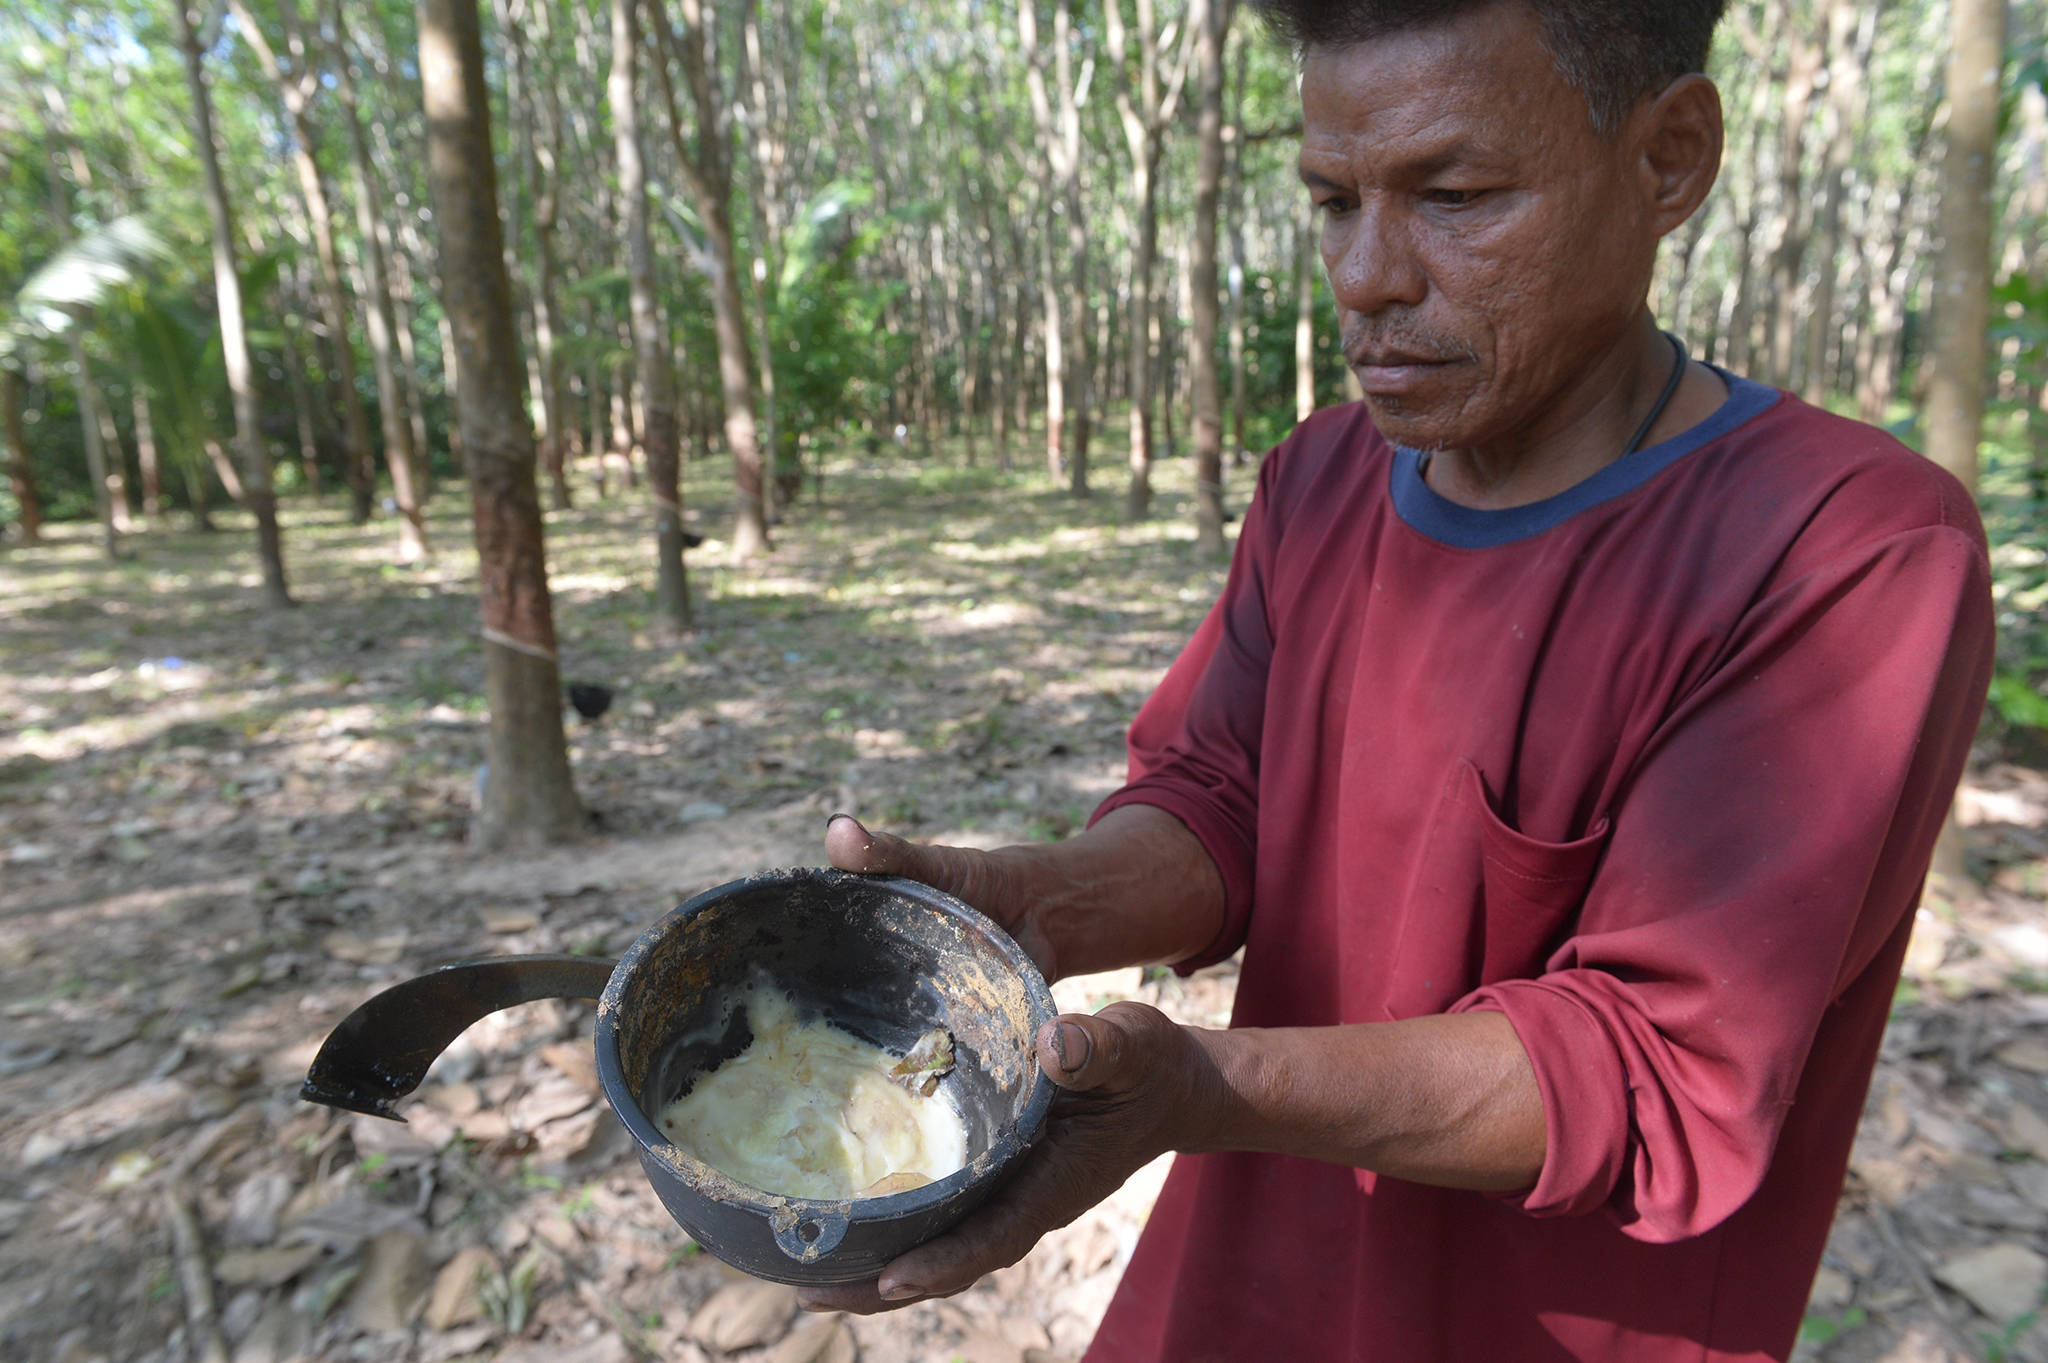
3;444;2048;1363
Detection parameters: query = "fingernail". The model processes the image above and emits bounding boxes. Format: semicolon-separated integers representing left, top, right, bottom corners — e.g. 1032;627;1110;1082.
1054;1020;1091;1075
878;1282;922;1301
826;811;868;836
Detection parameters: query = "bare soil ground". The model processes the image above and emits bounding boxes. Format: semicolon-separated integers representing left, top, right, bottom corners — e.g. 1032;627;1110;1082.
3;450;2046;1363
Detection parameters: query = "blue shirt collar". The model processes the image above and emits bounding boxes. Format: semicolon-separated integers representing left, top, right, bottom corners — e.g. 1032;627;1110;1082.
1390;369;1782;549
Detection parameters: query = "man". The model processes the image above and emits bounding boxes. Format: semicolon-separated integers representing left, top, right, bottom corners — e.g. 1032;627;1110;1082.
798;2;1994;1358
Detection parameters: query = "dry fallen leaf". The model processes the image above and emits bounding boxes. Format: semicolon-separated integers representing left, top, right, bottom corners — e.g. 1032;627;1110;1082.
322;931;410;966
687;1279;797;1353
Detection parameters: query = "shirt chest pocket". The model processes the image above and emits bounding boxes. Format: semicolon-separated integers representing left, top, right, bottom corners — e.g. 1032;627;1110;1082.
1378;760;1610;1020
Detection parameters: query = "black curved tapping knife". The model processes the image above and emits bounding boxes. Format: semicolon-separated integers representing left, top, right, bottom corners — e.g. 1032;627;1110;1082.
299;955;618;1121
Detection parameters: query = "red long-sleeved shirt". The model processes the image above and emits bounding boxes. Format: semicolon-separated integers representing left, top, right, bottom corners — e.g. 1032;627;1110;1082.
1085;375;1993;1362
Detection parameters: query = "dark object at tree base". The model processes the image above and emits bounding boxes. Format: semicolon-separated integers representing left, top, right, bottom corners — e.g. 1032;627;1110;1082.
683;529;705;549
567;681;614;720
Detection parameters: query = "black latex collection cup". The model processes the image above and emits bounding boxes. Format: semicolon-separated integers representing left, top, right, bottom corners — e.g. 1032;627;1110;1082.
299;867;1058;1284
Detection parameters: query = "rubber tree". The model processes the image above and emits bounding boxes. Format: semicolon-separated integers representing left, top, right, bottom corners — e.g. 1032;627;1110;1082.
1020;0;1094;493
330;0;431;560
1922;0;2008;897
1;366;40;546
1108;0;1194;520
650;0;773;558
228;0;380;526
1189;0;1229;557
415;0;584;847
173;0;291;605
610;0;690;630
38;97;120;558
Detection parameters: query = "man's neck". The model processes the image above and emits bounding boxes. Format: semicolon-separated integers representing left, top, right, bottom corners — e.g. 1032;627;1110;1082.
1423;321;1728;511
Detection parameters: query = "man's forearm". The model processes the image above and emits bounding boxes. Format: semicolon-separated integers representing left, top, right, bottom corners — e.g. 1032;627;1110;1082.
1178;1010;1547;1193
994;802;1228;981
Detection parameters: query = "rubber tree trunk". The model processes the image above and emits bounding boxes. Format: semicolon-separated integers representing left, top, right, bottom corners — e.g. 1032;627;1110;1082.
227;0;382;528
649;0;770;556
1923;0;2005;496
611;0;689;632
43;265;117;557
133;388;162;517
1922;0;2007;901
335;17;430;561
416;0;583;848
502;3;571;511
1111;0;1183;521
1765;10;1824;388
2;367;42;545
705;192;772;555
531;112;570;514
40;86;124;556
284;320;324;500
1190;0;1228;558
175;0;290;606
1227;33;1248;466
743;0;786;519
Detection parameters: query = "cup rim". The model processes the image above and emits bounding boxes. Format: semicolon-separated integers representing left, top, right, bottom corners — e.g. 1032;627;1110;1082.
591;865;1058;1225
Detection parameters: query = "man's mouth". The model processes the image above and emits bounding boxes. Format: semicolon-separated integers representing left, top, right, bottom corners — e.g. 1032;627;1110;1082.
1348;352;1454;396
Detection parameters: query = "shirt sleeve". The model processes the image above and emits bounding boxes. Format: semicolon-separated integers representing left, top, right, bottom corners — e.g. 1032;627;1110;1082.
1089;439;1291;972
1451;515;1994;1242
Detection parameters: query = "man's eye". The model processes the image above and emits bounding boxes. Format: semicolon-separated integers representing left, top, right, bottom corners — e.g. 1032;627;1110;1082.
1424;188;1479;207
1314;196;1355;217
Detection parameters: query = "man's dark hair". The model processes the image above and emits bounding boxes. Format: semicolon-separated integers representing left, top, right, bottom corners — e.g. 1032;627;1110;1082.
1249;0;1729;135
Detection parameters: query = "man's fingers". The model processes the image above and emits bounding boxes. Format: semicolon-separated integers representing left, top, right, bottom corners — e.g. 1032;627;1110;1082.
823;812;892;872
871;1181;1064;1303
794;1279;932;1316
1035;1000;1173;1093
795;1148;1101;1316
825;813;978;895
788;1210;1036;1317
822;816;1055;979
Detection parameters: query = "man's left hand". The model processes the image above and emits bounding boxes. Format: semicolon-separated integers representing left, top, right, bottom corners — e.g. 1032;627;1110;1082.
795;1000;1215;1315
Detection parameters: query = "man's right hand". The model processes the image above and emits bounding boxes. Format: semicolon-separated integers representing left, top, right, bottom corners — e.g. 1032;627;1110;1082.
822;803;1228;986
824;812;1064;980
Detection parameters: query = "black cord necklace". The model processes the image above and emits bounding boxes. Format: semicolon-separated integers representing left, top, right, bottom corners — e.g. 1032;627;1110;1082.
1619;332;1689;460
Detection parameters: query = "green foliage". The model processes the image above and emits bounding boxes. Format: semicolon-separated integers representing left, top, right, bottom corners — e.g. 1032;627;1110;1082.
5;215;171;343
1797;1306;1867;1345
770;179;906;463
1991;672;2048;731
1985;1307;2042;1363
1980;262;2048;750
478;1247;545;1334
1236;265;1349;456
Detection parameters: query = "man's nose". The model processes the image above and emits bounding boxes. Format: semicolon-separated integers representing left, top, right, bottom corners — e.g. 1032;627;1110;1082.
1323;201;1427;317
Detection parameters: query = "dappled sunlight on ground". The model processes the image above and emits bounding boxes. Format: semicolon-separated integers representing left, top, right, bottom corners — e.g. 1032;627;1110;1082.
0;440;1241;1363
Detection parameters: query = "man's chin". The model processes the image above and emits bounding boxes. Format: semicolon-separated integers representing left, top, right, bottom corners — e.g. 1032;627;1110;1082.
1357;395;1460;453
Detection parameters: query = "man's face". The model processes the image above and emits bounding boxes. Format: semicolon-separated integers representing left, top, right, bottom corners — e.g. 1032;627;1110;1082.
1299;2;1662;453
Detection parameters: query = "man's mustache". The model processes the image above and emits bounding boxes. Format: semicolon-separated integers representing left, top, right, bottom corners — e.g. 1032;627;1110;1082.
1341;322;1477;367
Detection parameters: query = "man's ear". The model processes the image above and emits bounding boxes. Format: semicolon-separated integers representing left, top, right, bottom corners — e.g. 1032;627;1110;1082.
1635;73;1724;239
